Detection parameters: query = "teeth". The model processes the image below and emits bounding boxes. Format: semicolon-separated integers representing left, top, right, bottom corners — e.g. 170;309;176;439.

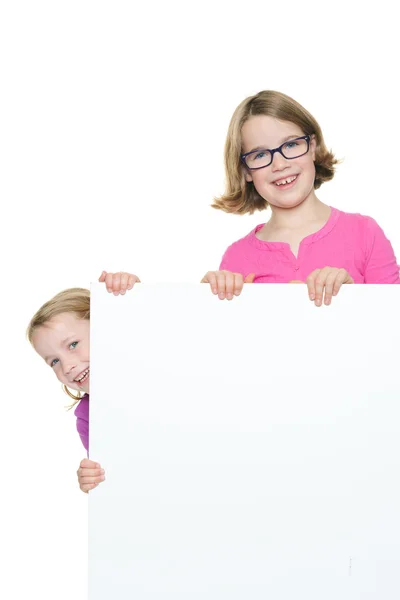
75;368;89;383
276;175;297;186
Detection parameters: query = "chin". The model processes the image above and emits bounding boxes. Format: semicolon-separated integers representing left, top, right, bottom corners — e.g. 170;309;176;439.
270;196;305;209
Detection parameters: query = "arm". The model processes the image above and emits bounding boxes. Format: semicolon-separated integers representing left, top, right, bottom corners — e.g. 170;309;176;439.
363;218;400;283
74;398;89;454
76;414;89;454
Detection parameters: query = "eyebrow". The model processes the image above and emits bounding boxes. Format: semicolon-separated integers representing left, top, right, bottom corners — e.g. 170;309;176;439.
44;336;76;363
246;134;301;154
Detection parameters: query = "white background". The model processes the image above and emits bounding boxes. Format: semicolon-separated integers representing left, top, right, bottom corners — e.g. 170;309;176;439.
1;1;399;598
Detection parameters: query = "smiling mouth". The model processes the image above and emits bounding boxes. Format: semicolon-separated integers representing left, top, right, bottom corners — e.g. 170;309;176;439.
274;175;298;186
74;367;90;385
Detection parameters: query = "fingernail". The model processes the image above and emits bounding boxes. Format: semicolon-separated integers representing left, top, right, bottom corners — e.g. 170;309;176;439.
100;469;105;474
310;293;315;300
218;293;225;299
234;290;240;296
121;290;126;295
227;293;233;300
212;288;217;294
95;463;100;468
113;291;119;296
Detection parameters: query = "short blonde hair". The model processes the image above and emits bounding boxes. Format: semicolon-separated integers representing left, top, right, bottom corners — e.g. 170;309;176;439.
212;90;339;215
27;287;90;343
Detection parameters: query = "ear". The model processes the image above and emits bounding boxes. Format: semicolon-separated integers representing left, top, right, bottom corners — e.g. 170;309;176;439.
310;134;317;161
243;166;253;183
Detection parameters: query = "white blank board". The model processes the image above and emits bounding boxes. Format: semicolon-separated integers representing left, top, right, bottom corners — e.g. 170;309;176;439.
89;283;400;599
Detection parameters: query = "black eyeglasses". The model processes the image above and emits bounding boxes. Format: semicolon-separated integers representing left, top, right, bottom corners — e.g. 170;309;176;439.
241;135;311;170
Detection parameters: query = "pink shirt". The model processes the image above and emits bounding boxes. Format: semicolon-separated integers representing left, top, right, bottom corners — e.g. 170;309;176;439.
74;395;89;453
220;207;400;284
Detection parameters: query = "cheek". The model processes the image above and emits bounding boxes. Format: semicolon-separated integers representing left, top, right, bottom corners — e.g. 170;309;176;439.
53;367;66;384
81;340;90;361
252;171;269;187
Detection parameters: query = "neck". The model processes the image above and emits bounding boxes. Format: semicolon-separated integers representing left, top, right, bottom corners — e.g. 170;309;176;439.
268;192;329;230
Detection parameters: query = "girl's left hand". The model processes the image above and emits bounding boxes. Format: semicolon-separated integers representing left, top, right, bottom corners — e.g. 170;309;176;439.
98;271;141;295
306;267;354;306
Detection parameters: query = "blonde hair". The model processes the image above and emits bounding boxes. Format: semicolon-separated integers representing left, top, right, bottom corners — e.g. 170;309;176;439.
27;287;90;409
212;90;339;215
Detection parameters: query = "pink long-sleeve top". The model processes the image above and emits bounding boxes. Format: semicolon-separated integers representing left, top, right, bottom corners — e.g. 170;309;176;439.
220;207;400;284
74;395;89;452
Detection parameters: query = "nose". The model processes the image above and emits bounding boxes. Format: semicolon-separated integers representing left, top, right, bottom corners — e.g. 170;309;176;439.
62;361;76;378
271;150;289;172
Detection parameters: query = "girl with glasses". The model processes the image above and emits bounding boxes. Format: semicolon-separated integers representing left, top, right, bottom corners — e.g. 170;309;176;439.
201;91;399;305
27;271;140;493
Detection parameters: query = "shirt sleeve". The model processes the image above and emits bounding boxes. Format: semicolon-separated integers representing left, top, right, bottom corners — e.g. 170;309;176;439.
363;217;400;283
219;243;247;277
74;398;89;455
219;250;233;272
76;416;89;454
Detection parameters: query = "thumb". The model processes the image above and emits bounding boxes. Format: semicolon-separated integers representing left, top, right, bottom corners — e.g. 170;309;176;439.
244;273;256;283
98;270;107;282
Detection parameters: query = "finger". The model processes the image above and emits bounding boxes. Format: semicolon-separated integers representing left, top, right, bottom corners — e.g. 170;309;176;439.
119;272;129;295
77;467;105;478
200;272;218;295
216;271;228;299
225;272;235;300
332;269;348;296
306;269;320;302
244;273;256;284
79;474;106;485
333;269;353;294
81;482;100;493
313;269;327;307
127;274;140;289
79;459;101;469
112;273;121;295
105;272;114;293
233;273;245;296
323;271;338;305
98;271;107;282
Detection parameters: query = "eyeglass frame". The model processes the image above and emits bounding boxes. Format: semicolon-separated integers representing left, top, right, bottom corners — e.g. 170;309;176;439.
240;135;312;170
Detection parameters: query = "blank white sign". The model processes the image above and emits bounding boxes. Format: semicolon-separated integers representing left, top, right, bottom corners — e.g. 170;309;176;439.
89;283;400;599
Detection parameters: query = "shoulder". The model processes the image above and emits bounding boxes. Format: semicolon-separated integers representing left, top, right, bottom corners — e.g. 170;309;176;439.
221;225;263;261
336;208;381;231
334;208;386;242
74;394;89;421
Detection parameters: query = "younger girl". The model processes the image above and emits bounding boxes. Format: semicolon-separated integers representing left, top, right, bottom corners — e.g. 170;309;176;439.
202;91;399;304
27;271;139;493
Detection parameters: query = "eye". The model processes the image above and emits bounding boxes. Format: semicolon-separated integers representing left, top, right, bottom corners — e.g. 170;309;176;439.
50;358;59;368
69;341;78;350
284;141;298;150
254;151;267;160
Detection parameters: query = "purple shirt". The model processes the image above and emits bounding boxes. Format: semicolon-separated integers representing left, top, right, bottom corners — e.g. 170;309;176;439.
74;395;89;453
220;207;400;284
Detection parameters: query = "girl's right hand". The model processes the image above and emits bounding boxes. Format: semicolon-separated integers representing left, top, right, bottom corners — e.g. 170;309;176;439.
201;270;255;300
99;271;141;296
77;458;105;493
